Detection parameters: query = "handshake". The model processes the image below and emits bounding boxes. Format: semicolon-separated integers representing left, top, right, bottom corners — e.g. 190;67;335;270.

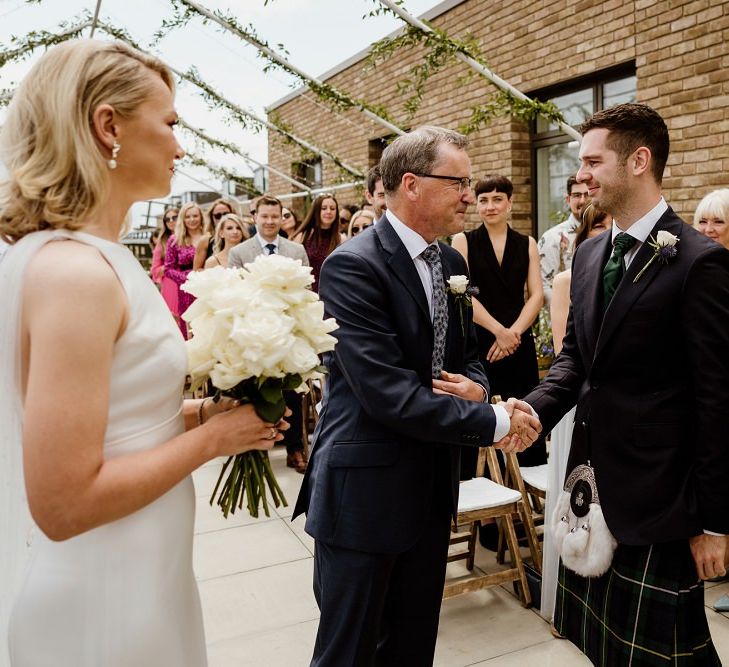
494;397;542;453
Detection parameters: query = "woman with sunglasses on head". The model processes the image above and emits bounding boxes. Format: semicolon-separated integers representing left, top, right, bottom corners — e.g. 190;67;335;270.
165;201;205;337
151;205;179;316
192;197;238;270
204;213;248;269
346;209;375;239
292;193;341;292
0;39;288;666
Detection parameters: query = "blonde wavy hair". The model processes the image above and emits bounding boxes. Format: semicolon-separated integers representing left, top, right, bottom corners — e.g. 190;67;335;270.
0;39;174;243
175;202;204;247
213;213;248;253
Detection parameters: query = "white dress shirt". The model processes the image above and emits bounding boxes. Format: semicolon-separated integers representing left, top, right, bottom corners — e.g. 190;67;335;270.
611;197;668;268
256;234;280;254
386;211;510;442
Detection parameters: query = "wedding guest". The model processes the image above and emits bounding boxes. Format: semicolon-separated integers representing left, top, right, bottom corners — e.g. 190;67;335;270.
346;209;375;239
165;201;204;337
452;175;544;476
150;205;179;316
192;197;237;270
540;203;610;626
204;213;248;268
365;164;387;219
524;103;727;665
281;206;298;238
694;188;729;250
537;175;590;306
292;193;340;292
338;203;354;237
0;38;287;667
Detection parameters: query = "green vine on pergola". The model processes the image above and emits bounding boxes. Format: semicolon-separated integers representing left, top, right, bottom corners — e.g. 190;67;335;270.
152;0;395;123
182;152;261;197
366;1;565;133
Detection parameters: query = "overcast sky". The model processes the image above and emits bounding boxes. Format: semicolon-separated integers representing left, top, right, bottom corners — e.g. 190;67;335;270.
0;0;438;224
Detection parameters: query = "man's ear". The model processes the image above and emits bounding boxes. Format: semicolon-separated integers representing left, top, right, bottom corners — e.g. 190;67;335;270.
90;103;118;156
631;146;652;177
401;173;420;202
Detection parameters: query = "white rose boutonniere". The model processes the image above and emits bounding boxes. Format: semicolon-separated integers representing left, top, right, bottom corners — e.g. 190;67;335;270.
633;230;679;283
447;275;479;335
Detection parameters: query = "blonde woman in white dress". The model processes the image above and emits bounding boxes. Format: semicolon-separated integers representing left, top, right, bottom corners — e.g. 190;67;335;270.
0;39;287;667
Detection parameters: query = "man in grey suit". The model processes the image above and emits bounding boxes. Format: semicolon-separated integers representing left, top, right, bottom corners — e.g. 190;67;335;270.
228;194;309;269
229;194;310;471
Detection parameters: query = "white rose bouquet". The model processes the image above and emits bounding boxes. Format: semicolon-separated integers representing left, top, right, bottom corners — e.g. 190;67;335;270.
182;256;338;518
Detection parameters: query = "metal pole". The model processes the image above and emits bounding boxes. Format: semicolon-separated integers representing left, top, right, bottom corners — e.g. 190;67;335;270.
180;0;405;137
89;0;102;38
376;0;581;141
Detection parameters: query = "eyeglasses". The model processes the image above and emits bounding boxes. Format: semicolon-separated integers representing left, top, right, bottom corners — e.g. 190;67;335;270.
282;212;292;219
212;210;231;221
415;173;472;194
351;223;372;236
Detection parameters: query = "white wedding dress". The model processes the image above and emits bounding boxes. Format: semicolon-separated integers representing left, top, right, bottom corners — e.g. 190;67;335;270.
2;230;207;667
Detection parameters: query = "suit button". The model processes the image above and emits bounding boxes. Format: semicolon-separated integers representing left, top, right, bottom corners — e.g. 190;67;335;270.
591;381;599;390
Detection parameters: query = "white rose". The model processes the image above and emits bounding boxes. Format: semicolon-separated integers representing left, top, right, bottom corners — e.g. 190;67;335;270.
281;338;321;376
655;230;678;247
447;275;469;294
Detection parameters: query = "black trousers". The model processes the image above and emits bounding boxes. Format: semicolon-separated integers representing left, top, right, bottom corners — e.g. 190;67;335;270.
311;510;451;667
281;390;304;455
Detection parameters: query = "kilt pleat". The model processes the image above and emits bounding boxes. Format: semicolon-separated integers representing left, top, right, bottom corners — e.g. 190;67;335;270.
554;540;721;666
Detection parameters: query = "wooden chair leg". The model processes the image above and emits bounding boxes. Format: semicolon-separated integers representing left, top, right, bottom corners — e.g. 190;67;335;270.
501;509;531;607
466;521;478;571
496;520;507;564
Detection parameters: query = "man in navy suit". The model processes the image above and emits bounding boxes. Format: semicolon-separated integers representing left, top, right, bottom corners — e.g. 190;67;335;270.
294;126;541;666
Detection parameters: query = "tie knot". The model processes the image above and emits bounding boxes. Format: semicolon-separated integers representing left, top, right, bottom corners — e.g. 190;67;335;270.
265;243;276;255
421;245;440;265
612;232;636;257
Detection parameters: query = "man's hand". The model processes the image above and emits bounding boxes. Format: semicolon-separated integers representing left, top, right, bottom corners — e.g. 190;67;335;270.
432;371;486;402
507;408;541;446
501;397;537;418
689;533;727;581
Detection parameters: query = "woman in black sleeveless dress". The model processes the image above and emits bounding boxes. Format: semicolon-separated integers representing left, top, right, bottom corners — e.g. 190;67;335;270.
452;175;545;476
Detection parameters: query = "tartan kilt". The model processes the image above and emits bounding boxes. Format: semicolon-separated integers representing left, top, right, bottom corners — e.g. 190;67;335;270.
554;539;721;666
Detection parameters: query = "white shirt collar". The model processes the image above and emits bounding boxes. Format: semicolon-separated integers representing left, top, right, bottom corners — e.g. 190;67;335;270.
386;210;437;259
256;233;279;251
611;197;668;245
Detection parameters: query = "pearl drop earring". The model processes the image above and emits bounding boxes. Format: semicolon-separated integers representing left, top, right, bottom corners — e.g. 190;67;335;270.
108;141;121;170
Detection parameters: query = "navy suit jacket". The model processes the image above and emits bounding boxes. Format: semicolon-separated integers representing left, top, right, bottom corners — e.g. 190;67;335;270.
293;218;498;554
525;207;729;544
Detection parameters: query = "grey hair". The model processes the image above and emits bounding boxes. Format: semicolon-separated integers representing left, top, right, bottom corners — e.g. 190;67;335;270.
379;125;469;194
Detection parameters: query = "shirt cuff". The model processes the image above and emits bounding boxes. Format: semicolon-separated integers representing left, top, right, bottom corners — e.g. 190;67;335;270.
492;404;510;442
704;530;726;537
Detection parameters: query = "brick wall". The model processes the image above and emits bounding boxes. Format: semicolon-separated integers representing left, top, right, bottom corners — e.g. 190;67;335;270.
267;0;729;233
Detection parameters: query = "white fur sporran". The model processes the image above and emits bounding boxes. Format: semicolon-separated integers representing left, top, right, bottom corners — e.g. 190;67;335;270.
550;463;617;577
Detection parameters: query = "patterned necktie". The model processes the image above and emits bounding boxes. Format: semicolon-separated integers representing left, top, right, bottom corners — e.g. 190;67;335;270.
265;243;276;255
421;245;448;379
602;232;637;307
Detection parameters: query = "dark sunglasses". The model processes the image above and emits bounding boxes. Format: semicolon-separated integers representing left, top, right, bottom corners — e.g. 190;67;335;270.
282;212;292;219
351;223;372;235
164;214;178;223
212;210;231;221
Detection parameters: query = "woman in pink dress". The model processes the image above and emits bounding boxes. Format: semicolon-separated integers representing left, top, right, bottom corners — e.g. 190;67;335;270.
150;205;179;315
292;194;341;292
164;201;204;337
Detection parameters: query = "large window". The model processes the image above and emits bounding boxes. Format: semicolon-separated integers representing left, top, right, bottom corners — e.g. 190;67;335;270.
293;158;322;189
532;67;636;237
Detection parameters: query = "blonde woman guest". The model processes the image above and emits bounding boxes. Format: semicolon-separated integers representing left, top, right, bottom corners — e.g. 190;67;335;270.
193;197;238;270
0;39;288;666
150;205;179;315
346;209;375;239
165;201;204;336
541;203;611;626
204;213;247;268
694;188;729;250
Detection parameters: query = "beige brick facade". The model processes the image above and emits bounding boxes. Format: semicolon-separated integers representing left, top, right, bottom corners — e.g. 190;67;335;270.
267;0;729;235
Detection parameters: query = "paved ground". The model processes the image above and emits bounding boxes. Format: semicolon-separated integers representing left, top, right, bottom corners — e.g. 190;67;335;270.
192;447;729;666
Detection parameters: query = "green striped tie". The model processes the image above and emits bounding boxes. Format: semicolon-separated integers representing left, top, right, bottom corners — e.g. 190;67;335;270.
602;232;637;307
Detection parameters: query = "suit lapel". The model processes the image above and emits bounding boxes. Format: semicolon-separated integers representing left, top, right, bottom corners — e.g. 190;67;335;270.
594;209;685;361
576;230;612;362
375;219;431;324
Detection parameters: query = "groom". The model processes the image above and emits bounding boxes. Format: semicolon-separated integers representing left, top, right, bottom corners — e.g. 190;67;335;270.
294;126;540;666
524;103;729;664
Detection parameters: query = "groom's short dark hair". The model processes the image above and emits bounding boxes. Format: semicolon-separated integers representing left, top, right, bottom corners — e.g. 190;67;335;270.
380;126;469;195
580;103;669;184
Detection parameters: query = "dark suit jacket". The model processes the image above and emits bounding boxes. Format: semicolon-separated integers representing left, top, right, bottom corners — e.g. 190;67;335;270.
293;218;498;554
525;207;729;545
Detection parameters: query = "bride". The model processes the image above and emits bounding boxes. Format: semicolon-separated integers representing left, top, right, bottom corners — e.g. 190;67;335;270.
0;39;287;666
